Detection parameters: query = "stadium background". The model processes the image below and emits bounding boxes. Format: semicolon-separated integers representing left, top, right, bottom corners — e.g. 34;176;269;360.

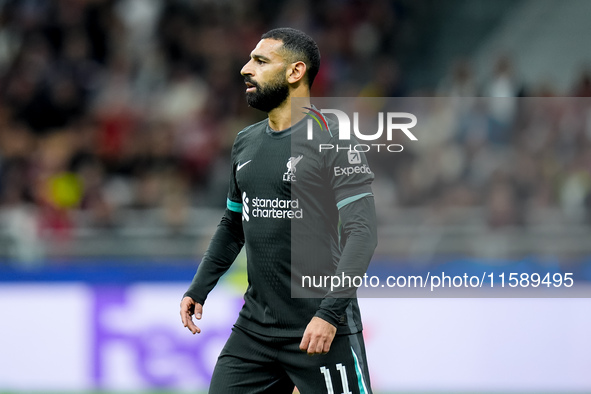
1;0;591;393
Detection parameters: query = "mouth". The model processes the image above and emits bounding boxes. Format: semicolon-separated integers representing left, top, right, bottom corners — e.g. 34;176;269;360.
245;81;257;93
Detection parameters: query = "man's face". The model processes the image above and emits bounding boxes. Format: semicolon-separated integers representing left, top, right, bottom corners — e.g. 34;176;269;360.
240;39;290;112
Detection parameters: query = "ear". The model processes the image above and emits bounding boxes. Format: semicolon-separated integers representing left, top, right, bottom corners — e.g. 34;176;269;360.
286;61;307;84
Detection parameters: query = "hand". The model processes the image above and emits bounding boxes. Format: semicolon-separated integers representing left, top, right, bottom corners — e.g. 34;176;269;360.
299;316;337;355
180;296;203;334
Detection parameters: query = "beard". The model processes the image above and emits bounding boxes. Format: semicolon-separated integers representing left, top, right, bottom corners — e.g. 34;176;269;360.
245;74;289;113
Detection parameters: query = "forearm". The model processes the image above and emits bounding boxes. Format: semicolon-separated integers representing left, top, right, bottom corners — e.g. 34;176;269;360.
315;196;377;326
184;208;244;304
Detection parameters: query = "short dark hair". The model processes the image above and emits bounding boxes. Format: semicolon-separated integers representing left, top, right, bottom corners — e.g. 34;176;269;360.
261;28;320;88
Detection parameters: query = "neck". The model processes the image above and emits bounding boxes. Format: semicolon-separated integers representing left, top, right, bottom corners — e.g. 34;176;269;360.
267;91;311;132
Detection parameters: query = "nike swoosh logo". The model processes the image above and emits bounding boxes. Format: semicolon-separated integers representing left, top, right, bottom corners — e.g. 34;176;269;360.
236;160;252;171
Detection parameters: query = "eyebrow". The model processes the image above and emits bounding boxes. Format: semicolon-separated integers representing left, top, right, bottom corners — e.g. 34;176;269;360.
251;53;272;62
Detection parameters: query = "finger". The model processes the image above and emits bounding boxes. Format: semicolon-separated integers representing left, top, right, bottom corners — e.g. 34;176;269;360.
314;337;325;355
307;337;319;355
186;318;201;334
180;297;193;312
180;300;192;326
194;303;203;320
180;299;201;334
322;337;333;354
180;306;189;327
182;311;200;334
180;309;191;328
299;332;310;352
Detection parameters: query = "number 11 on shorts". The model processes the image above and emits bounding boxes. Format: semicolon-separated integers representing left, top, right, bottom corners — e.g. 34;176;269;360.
320;364;352;394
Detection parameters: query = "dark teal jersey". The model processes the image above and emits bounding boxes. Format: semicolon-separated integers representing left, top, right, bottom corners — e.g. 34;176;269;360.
185;111;377;337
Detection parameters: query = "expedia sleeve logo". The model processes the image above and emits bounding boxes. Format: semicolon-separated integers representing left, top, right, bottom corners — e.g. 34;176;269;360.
347;151;361;164
242;192;303;221
333;164;372;177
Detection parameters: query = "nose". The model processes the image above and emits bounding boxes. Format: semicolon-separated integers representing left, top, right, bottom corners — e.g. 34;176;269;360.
241;59;253;77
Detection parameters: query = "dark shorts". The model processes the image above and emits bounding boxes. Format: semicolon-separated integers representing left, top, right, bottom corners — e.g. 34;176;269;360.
208;325;373;394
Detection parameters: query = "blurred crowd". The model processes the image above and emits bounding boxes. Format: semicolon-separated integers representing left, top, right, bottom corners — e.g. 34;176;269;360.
371;95;591;231
1;0;591;237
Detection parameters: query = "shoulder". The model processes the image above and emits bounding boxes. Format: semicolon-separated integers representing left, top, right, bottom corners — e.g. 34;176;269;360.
325;115;342;144
237;118;267;139
231;118;267;155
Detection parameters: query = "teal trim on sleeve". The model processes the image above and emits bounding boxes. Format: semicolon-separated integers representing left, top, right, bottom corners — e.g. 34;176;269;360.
336;192;372;210
227;199;242;213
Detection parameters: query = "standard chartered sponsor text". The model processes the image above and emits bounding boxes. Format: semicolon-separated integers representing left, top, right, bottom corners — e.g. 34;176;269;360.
251;197;303;219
